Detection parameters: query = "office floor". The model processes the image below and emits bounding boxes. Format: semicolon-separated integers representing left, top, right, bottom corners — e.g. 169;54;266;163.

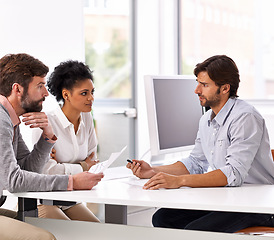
86;204;156;227
127;206;156;227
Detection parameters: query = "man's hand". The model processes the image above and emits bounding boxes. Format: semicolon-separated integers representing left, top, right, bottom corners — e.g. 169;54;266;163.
84;152;99;170
72;172;104;190
22;112;54;138
143;169;228;189
143;172;182;190
126;160;156;179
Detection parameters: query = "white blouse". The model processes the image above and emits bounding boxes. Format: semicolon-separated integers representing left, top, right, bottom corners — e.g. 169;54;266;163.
33;106;98;175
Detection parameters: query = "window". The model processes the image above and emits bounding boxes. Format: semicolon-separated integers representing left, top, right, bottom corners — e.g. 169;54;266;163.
83;0;135;168
84;0;131;99
180;0;274;99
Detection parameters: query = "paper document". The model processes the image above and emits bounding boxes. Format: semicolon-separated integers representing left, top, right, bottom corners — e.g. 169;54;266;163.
102;166;133;181
89;146;127;174
123;176;191;190
122;177;149;187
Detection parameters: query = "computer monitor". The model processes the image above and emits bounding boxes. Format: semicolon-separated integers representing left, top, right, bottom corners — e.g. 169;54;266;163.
144;75;204;156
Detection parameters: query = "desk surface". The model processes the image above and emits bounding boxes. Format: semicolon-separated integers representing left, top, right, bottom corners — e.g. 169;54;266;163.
4;176;274;214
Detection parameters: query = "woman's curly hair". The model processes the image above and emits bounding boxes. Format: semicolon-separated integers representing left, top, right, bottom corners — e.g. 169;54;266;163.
47;60;93;102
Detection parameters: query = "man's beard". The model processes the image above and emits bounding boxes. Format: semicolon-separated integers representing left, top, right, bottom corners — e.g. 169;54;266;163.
199;87;221;108
202;95;221;108
21;93;45;112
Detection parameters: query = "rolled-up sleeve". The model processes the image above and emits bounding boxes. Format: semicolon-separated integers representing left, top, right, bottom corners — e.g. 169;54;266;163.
220;113;264;186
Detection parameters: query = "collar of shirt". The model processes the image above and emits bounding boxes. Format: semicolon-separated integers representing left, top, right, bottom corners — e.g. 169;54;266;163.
54;105;85;132
208;98;237;127
0;95;20;127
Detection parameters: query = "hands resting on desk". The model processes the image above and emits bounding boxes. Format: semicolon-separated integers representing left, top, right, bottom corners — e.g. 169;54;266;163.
126;160;228;190
126;160;184;190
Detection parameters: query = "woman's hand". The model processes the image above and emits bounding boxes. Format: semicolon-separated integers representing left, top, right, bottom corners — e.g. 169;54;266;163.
84;152;99;170
50;148;56;161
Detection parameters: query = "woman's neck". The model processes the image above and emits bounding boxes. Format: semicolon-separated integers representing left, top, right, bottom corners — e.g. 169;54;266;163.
61;104;81;133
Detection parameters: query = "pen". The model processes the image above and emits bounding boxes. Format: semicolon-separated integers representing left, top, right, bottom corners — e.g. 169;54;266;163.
127;159;133;164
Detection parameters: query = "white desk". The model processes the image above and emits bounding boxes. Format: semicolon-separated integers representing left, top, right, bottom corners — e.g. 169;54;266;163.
4;178;274;221
4;170;274;239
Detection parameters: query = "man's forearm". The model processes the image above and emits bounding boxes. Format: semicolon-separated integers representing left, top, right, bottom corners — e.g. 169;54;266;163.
179;169;228;188
152;161;190;176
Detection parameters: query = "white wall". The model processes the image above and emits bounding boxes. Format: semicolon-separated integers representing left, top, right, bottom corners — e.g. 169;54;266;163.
0;0;85;149
0;0;85;70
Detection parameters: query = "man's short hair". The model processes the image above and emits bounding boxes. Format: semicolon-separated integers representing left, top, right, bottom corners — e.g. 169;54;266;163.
194;55;240;98
0;53;49;97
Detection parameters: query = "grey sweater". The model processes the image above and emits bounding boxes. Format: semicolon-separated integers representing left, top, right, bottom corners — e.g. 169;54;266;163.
0;104;69;196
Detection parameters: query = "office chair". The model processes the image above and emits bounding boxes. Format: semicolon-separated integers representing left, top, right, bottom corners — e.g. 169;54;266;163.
236;149;274;235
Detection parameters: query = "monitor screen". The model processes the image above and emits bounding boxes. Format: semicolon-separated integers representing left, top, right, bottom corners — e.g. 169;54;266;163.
144;75;204;156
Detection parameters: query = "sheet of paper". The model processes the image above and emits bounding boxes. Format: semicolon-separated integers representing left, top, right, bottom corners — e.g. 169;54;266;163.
122;176;191;190
89;146;127;174
102;166;133;181
122;177;149;187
